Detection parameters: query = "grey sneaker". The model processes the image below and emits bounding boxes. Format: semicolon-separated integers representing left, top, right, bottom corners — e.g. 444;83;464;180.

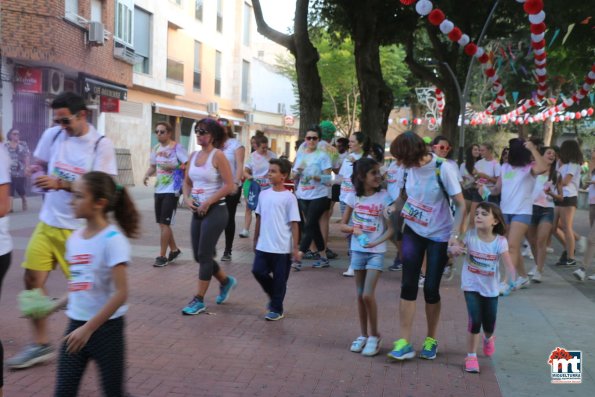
153;256;168;267
221;252;232;262
6;344;55;369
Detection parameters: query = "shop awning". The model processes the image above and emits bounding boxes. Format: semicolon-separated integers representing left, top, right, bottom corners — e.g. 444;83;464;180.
153;102;208;119
219;114;246;124
83;77;128;100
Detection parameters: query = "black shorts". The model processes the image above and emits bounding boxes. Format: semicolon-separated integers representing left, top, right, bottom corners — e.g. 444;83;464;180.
557;196;578;208
154;193;178;225
10;176;26;197
331;184;340;202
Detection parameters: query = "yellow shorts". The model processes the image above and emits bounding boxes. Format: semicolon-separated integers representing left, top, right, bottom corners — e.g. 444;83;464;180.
22;222;72;278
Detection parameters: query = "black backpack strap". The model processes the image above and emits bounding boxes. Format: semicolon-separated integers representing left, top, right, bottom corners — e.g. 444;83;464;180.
435;158;455;214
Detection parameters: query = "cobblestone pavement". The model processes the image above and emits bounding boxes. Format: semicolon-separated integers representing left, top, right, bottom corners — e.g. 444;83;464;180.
2;189;593;396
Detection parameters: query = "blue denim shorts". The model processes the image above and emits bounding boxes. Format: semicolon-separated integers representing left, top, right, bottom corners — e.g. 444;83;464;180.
350;251;385;271
530;205;554;225
503;213;532;225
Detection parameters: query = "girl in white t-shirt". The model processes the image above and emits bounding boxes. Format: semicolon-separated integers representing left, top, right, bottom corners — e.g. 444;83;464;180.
449;202;515;374
54;171;139;396
557;140;584;266
479;139;548;292
574;149;595;281
0;142;12;396
341;158;393;357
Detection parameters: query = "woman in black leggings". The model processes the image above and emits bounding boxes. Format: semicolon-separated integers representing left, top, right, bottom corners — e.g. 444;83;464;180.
1;140;13;396
292;126;332;269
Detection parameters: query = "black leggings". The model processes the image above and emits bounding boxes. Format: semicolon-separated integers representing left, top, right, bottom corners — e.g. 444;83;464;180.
464;291;498;335
55;317;125;397
224;189;242;254
400;226;448;304
191;204;228;281
0;251;10;389
298;197;329;253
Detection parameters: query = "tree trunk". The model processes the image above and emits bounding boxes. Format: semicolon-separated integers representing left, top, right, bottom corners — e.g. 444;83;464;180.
252;0;322;138
351;2;393;147
441;97;460;144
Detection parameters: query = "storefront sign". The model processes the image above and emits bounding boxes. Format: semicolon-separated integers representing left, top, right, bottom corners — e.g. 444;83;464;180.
83;77;128;100
14;66;42;93
100;96;120;113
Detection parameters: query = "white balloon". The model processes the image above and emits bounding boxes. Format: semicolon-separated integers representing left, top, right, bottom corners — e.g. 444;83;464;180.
515;0;526;3
528;11;546;24
475;47;485;58
577;92;585;100
535;58;546;65
534;48;545;55
588;71;595;80
535;67;547;76
564;98;574;107
458;34;470;46
569;112;575;119
415;0;433;16
584;83;592;91
531;33;545;42
550;116;556;122
439;20;454;34
582;110;588;117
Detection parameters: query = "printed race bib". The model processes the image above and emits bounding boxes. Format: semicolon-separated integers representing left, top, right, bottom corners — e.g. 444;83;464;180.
52;161;86;182
68;254;94;292
191;187;205;206
401;196;433;227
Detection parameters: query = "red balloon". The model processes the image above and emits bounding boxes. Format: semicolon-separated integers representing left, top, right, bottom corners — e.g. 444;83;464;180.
399;0;416;5
485;68;496;77
534;52;547;61
402;119;408;126
530;22;546;34
524;0;544;15
588;108;594;116
575;112;582;119
448;27;462;42
531;40;546;50
464;43;478;56
428;9;446;26
478;53;489;64
554;117;560;122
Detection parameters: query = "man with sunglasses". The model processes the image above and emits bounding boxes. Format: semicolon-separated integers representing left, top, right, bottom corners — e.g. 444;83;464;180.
143;122;188;267
6;92;117;369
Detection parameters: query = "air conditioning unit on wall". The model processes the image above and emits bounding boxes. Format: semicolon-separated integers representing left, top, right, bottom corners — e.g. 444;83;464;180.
88;22;105;45
207;102;219;114
44;69;64;95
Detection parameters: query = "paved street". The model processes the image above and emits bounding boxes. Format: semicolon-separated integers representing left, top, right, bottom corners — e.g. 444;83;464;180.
1;188;593;397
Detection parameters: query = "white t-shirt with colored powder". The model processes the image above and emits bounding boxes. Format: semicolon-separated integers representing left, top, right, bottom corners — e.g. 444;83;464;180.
399;155;462;242
338;152;363;203
500;163;536;215
65;225;130;322
474;159;501;187
559;163;581;198
0;145;13;256
255;189;301;254
385;161;405;202
293;149;332;200
35;126;117;230
246;150;277;190
532;174;555;208
345;190;392;254
222;138;243;181
461;229;509;298
150;142;189;194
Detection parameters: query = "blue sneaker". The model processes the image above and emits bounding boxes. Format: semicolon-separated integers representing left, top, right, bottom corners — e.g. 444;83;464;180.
265;311;284;321
419;336;438;359
216;276;237;304
182;296;206;315
312;258;330;268
387;338;415;361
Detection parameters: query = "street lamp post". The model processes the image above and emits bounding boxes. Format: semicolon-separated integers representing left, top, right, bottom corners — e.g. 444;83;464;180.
444;0;501;164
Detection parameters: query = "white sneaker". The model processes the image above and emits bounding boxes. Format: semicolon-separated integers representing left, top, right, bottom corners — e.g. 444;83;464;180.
546;247;554;254
528;266;537;277
577;236;587;254
443;265;454;281
499;281;513;296
522;246;534;259
514;276;530;290
588;275;595;281
350;336;367;353
532;270;543;283
573;268;586;281
343;267;355;277
239;229;250;238
361;336;381;357
418;274;425;288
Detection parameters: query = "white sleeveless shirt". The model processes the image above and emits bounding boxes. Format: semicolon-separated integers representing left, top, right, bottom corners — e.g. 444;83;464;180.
188;149;224;206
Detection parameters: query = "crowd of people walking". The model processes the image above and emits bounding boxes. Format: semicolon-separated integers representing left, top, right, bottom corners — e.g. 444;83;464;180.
1;92;594;395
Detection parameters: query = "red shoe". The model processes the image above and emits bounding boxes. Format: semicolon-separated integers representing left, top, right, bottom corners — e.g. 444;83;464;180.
483;336;495;357
465;356;480;373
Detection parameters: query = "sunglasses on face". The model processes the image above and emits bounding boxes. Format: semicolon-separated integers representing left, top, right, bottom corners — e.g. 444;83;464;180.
53;115;77;126
433;144;450;151
195;128;210;136
155;129;168;135
305;136;319;141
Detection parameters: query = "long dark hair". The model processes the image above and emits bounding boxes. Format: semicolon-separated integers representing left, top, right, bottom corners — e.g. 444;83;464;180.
351;131;370;154
559;140;583;164
390;131;428;168
508;138;532;167
197;118;226;149
476;202;506;236
541;146;558;184
465;144;480;175
82;172;140;238
352;157;380;197
432;135;453;159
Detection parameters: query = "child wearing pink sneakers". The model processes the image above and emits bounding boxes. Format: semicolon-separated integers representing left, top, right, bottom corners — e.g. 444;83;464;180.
449;202;515;373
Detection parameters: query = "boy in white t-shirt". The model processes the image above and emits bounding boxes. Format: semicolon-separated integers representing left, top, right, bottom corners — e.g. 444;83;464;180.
252;158;301;321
